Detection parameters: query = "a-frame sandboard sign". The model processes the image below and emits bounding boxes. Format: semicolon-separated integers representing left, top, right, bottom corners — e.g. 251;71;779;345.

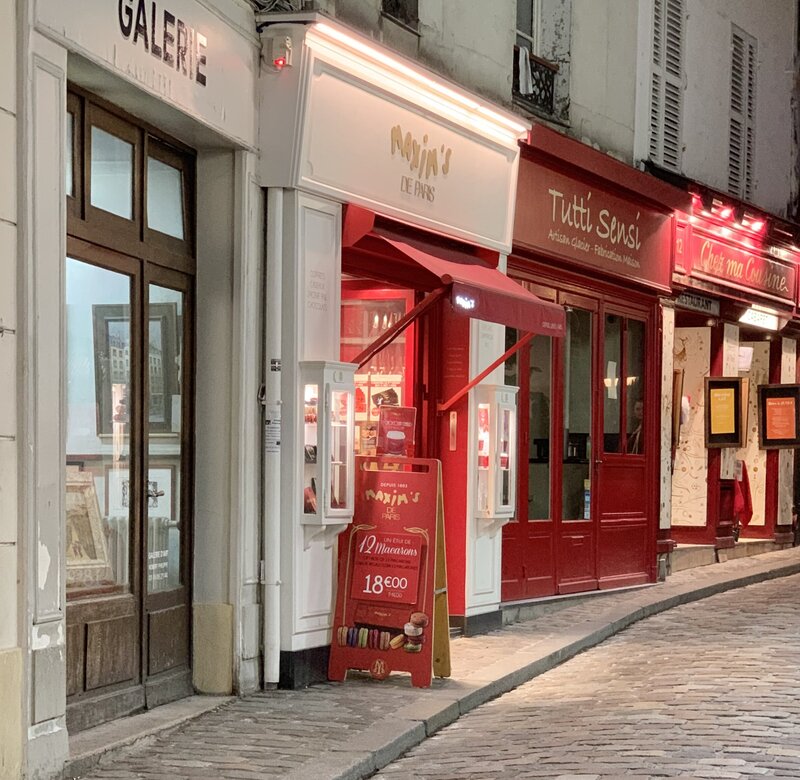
328;456;451;687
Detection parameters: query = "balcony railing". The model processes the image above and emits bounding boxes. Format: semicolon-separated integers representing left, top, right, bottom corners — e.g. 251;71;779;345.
513;45;558;116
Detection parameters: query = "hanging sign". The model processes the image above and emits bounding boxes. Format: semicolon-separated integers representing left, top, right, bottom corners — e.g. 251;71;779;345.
329;456;450;688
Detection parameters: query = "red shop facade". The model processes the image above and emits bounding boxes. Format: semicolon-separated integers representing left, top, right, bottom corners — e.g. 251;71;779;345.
670;189;800;549
503;125;689;601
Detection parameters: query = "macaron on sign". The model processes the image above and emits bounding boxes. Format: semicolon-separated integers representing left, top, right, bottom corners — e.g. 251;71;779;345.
329;456;449;688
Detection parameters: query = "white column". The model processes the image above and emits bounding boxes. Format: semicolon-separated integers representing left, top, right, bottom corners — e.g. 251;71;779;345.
279;191;343;653
20;25;70;776
0;0;23;774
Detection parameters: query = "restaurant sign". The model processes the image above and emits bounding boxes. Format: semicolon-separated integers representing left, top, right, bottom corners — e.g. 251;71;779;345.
514;161;672;290
689;232;796;304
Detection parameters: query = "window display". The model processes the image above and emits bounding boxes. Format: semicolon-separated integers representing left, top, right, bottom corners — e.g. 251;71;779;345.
300;361;357;525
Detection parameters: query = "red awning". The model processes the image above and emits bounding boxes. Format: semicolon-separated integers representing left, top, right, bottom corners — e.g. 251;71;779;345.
378;237;566;337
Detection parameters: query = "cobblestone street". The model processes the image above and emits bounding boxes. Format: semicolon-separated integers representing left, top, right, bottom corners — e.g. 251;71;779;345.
68;552;800;780
374;574;800;779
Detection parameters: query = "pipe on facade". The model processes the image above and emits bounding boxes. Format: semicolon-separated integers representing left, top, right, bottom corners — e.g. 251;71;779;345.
263;187;283;687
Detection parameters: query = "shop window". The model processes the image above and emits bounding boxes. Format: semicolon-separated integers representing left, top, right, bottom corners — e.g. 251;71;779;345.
147;155;185;240
602;315;646;455
626;320;645;454
562;307;592;521
728;25;756;200
603;315;623;452
69;88;195;269
528;334;551;519
66;257;133;597
649;0;684;172
90;126;134;220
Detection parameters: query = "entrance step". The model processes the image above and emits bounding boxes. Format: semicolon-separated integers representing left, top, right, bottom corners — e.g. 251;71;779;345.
718;538;789;562
670;544;717;572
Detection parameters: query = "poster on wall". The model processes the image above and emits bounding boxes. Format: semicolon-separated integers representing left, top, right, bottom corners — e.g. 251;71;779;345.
758;384;800;449
328;456;450;688
704;377;748;448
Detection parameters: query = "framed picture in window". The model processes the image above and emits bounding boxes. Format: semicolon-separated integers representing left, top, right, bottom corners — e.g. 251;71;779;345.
66;466;113;588
757;384;800;449
704;377;748;448
93;302;179;435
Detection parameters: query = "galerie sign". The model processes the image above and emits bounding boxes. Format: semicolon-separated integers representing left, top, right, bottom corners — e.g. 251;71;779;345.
690;232;796;304
514;161;672;290
117;0;208;86
36;0;256;147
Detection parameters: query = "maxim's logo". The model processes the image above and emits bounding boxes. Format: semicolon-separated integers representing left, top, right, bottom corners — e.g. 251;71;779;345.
390;124;452;203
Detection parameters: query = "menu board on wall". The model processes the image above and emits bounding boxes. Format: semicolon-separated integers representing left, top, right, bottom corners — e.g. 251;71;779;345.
758;384;800;449
328;457;450;688
705;377;748;448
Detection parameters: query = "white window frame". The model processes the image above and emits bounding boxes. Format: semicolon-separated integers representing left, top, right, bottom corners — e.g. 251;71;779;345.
516;0;543;58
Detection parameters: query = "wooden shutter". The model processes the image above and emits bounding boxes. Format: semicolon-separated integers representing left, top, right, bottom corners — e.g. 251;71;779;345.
649;0;684;172
729;26;756;199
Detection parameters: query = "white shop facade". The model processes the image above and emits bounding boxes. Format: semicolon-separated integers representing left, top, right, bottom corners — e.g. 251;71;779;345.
255;16;564;685
12;0;261;775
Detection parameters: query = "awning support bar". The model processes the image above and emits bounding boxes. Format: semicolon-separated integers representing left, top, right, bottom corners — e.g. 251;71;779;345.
437;332;533;414
354;286;449;369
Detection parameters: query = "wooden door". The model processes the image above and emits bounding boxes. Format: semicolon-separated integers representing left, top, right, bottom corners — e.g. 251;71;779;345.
142;267;194;706
65;253;193;730
555;294;599;594
501;327;557;600
595;310;650;588
65;250;145;731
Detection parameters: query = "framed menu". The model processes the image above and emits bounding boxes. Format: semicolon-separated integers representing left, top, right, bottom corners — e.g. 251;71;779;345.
704;377;748;448
757;384;800;449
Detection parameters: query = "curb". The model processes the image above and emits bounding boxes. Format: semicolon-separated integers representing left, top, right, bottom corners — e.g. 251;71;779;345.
315;556;800;780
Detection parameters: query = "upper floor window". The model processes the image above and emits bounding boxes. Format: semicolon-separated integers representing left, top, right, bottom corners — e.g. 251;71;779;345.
648;0;684;173
728;26;756;200
381;0;418;29
513;0;557;116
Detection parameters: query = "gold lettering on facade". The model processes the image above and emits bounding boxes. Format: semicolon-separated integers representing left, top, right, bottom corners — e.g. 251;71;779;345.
391;124;453;204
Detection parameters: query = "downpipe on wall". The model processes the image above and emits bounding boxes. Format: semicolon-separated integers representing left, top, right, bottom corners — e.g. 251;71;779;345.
262;187;283;687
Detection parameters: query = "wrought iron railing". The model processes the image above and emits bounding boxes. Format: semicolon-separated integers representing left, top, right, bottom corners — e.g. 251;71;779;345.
513;45;558;116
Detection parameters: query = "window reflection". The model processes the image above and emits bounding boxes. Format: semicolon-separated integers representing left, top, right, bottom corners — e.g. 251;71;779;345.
528;335;551;520
562;308;592;521
626;320;645;454
90;127;133;220
66;258;132;596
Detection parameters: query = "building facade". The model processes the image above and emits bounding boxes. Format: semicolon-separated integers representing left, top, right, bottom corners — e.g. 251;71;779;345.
2;0;800;777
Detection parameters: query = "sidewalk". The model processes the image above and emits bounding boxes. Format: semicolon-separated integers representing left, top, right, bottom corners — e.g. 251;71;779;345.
67;546;800;780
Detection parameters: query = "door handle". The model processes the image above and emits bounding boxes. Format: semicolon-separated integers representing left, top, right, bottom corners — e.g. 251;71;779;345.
595;459;603;466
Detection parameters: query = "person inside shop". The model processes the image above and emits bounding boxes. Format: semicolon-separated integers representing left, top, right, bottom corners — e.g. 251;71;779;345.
627;398;644;454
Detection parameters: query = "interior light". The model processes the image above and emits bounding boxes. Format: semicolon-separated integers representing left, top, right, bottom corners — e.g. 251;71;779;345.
739;305;783;331
750;219;765;232
719;207;732;219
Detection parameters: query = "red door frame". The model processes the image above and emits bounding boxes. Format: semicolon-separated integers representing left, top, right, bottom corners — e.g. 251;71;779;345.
502;255;661;602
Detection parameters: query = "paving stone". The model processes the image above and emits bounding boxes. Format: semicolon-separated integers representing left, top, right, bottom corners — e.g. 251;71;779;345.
73;549;800;780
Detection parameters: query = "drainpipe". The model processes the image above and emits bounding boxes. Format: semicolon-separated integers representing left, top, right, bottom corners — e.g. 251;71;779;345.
263;187;283;687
